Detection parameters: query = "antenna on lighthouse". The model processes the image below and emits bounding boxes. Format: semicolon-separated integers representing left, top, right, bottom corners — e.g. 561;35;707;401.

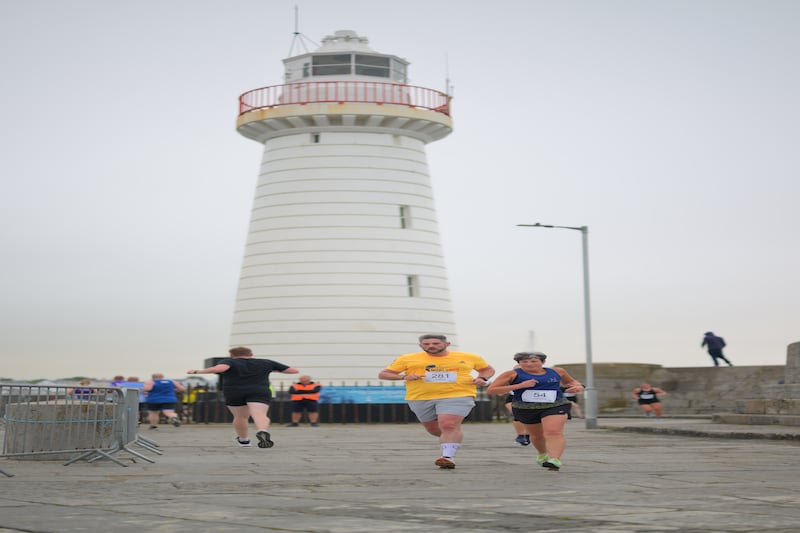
288;5;318;57
445;53;454;97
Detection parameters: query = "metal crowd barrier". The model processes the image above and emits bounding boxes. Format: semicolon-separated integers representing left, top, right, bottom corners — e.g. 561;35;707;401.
0;383;160;475
117;387;161;460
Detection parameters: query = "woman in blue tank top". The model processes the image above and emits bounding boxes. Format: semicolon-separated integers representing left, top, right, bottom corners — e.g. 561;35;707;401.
487;352;584;471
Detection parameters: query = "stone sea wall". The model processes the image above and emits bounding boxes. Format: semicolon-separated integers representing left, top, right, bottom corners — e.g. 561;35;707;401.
559;363;786;415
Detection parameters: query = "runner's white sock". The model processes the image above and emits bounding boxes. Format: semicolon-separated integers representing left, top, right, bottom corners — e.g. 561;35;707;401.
441;443;460;458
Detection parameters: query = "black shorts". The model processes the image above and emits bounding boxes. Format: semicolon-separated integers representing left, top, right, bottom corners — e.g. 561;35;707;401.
291;399;319;413
223;390;271;406
512;403;571;424
146;402;177;411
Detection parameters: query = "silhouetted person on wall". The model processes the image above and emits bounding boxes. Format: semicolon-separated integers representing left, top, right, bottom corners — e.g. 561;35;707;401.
702;331;733;367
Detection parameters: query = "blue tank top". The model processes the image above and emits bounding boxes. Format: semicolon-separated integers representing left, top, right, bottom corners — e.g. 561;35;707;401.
147;379;178;403
510;367;566;409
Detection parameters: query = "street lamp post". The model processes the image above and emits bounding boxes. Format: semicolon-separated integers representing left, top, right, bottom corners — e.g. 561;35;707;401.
517;223;597;429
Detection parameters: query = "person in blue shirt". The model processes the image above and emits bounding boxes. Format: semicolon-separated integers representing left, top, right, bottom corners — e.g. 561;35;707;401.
143;373;186;429
487;352;584;471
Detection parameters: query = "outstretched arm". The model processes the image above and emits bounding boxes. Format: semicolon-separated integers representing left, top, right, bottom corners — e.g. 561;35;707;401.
187;364;230;375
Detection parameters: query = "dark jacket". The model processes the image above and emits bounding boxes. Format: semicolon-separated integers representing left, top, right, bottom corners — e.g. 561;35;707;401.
702;333;726;351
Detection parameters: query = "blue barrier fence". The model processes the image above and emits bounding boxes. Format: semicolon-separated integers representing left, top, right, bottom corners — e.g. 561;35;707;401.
319;386;407;404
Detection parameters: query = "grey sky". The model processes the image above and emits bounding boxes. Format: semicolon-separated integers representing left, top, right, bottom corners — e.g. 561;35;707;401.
1;0;798;381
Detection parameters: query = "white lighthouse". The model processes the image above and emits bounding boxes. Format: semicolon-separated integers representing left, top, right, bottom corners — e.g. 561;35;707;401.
231;30;456;385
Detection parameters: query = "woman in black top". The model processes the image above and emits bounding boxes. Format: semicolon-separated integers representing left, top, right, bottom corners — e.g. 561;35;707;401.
632;382;666;418
189;346;298;448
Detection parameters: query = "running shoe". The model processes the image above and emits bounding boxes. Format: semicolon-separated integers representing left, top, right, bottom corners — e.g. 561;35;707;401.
256;430;274;449
515;435;529;446
524;435;531;445
285;422;299;427
536;452;549;466
234;436;251;447
310;423;320;427
169;417;181;427
435;457;456;469
542;457;562;470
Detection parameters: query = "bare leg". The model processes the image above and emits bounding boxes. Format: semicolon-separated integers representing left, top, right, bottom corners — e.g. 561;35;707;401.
421;414;465;443
247;402;271;430
421;420;442;437
526;424;546;454
436;414;464;443
308;411;319;423
147;410;159;426
227;405;251;439
540;414;568;459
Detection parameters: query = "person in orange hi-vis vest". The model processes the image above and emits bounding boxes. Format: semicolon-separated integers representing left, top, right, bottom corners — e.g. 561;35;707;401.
286;375;322;427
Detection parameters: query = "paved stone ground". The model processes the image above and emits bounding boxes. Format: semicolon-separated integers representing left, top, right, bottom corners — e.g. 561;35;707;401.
1;418;799;532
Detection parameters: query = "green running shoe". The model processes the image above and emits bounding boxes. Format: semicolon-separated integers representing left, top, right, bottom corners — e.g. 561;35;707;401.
536;453;549;466
542;457;562;470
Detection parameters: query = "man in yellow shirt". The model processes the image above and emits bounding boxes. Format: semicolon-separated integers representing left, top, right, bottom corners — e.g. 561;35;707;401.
378;334;494;469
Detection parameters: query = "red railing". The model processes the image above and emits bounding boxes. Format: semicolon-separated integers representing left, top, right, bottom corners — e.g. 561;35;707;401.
239;81;451;117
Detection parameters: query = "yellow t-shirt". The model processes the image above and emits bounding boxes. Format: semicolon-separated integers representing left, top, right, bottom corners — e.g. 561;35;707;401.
385;351;490;401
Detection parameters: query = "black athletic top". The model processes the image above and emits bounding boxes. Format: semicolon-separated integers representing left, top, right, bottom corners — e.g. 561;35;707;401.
219;357;289;393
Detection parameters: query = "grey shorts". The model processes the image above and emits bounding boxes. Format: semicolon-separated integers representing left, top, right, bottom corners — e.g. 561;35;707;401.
407;397;476;422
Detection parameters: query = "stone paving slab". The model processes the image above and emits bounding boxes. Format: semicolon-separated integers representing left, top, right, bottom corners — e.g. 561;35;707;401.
1;419;799;532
